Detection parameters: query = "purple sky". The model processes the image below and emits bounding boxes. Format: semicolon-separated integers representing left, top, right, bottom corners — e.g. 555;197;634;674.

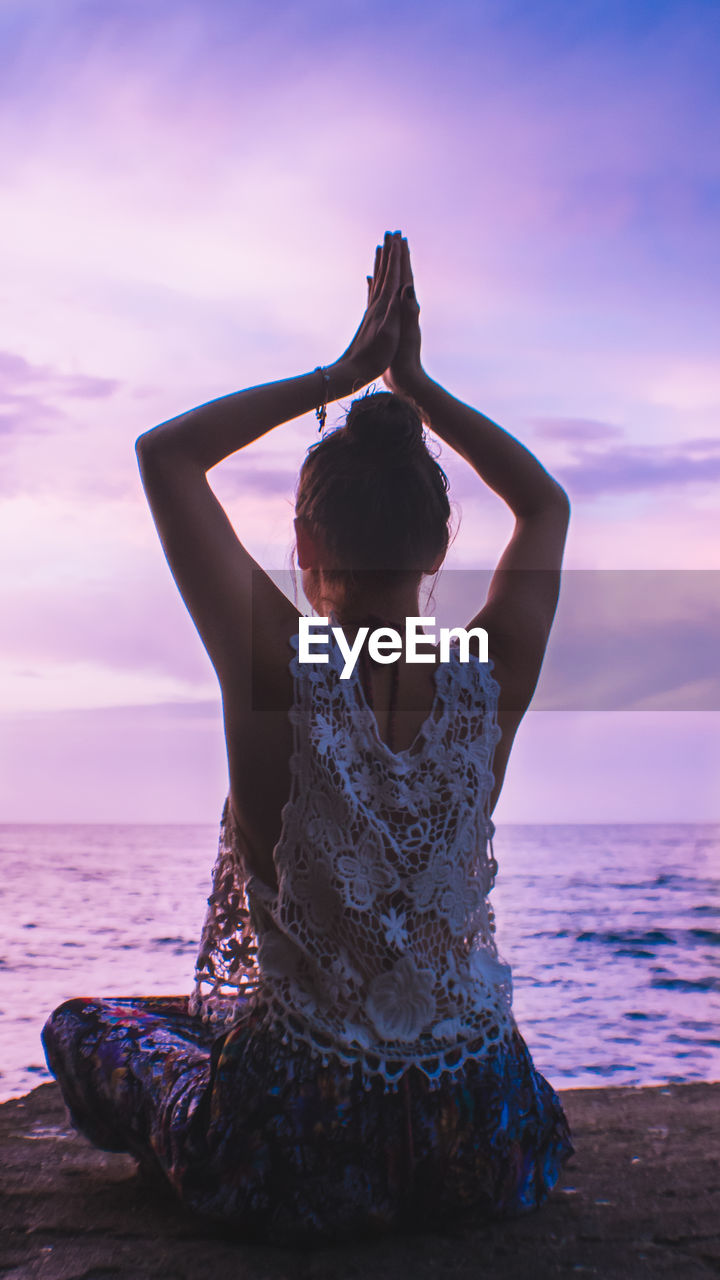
2;0;719;821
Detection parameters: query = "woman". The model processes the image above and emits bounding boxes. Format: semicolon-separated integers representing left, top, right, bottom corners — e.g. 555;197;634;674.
42;231;574;1243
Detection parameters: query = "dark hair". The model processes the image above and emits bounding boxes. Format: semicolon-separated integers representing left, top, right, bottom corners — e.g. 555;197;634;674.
295;391;451;580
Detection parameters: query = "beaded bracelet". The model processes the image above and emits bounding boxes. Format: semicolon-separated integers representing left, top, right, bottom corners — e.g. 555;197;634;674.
314;366;330;434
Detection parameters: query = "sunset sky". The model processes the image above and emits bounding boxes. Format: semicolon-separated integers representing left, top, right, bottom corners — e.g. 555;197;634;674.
1;0;718;822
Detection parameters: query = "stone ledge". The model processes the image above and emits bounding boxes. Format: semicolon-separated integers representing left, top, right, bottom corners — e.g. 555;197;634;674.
1;1081;718;1279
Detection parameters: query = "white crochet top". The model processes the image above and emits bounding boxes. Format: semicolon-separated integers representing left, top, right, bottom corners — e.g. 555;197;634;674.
189;617;516;1091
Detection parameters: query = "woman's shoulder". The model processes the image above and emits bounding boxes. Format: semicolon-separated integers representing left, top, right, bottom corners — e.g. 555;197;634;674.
444;634;500;699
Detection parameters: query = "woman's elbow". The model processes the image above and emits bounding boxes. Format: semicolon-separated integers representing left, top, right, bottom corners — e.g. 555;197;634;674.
135;427;159;456
550;480;571;521
520;478;570;523
134;427;174;470
134;428;170;481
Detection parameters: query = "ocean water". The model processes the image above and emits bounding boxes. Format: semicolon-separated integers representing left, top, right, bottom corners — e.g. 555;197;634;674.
0;821;718;1101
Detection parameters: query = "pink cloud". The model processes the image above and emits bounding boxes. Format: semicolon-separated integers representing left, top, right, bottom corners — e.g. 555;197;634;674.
0;349;121;444
529;418;625;443
0;350;119;397
555;439;720;498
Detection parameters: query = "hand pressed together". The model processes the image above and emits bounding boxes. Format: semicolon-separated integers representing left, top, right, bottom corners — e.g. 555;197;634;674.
383;236;424;397
334;230;422;391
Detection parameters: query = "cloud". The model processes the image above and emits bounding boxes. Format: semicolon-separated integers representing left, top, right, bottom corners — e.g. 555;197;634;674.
0;656;218;714
2;569;216;688
0;349;121;440
538;569;720;711
556;440;720;498
226;469;302;501
429;568;720;711
529;417;625;442
684;437;720;452
527;418;720;497
0;349;120;398
0;485;300;713
0;392;65;436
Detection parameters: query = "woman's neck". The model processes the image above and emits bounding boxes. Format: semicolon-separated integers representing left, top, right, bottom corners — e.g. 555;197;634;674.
320;594;424;629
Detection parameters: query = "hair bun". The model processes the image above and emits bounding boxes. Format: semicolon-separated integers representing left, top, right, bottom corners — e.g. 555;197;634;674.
345;392;424;461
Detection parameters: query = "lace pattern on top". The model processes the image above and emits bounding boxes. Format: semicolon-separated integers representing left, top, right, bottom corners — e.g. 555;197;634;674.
189;623;515;1090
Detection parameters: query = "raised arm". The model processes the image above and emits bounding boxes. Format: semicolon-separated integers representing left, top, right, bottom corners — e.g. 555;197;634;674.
134;232;405;696
384;241;570;725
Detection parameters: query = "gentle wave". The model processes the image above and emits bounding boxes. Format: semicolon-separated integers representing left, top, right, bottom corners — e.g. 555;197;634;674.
0;821;719;1099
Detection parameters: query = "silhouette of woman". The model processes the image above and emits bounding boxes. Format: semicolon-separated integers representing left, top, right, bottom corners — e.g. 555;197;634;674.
43;231;574;1243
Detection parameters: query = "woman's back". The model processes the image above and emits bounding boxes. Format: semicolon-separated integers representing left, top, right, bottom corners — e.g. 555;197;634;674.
221;611;445;897
191;617;515;1089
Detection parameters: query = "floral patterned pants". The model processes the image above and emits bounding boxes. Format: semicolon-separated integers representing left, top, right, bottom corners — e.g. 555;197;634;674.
42;995;574;1245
